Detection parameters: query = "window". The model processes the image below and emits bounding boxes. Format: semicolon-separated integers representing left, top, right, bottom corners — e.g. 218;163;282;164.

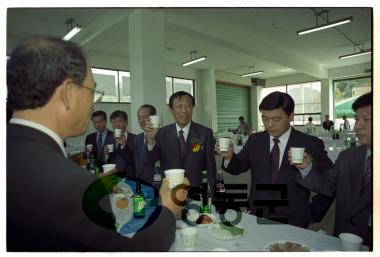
165;77;195;103
333;76;371;130
92;67;195;103
216;83;250;132
259;81;322;126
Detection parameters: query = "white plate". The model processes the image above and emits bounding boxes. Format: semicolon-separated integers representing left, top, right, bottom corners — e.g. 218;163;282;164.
186;213;217;228
264;240;312;252
207;223;243;240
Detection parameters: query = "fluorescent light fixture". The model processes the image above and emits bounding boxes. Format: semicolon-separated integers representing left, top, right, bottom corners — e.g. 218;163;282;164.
339;49;371;59
297;16;353;35
241;71;263;77
182;56;207;67
63;25;82;41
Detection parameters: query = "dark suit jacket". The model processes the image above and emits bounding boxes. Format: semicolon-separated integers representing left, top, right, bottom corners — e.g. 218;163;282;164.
145;122;216;188
296;145;371;245
133;132;155;185
108;132;136;177
85;129;114;169
223;128;333;228
7;124;175;251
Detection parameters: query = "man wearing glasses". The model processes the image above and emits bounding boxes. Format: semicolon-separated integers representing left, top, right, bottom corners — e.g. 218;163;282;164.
7;36;188;251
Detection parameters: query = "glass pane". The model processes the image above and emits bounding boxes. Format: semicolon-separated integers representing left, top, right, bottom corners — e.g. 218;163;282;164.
259;86;286;102
119;71;131;103
293;115;304;126
91;68;118;102
334;76;371;119
173;78;194;95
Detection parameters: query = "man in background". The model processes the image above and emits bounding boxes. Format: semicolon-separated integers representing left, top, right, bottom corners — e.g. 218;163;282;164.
85;111;114;170
322;114;334;131
238;116;252;135
107;110;136;176
7;36;188;251
134;104;157;184
342;115;351;130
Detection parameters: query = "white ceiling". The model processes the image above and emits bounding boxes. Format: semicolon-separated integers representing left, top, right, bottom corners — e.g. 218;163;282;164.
7;7;372;79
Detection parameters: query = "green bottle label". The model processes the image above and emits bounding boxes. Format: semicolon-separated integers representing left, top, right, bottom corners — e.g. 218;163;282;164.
133;196;145;217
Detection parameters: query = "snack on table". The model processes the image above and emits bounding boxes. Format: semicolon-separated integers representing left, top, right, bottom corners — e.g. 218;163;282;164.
196;214;213;224
267;241;310;252
116;198;129;209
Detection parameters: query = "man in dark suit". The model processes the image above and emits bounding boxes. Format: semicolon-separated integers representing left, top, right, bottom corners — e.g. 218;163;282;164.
7;36;188;251
107;111;136;177
297;92;372;247
322;114;334;131
144;91;217;188
218;91;333;228
85;111;114;170
133;104;157;185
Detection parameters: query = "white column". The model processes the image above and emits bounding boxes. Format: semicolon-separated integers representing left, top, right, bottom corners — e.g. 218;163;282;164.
128;9;166;133
195;69;217;131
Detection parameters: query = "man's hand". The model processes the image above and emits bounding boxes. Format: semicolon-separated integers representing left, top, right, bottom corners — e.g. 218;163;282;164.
160;177;190;218
215;140;234;161
287;150;312;169
144;119;159;145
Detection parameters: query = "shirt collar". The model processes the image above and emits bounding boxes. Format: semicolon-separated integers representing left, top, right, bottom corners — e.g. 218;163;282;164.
270;125;292;144
10;118;67;157
175;121;191;135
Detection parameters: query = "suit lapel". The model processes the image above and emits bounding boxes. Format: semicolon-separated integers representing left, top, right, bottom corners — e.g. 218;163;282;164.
184;122;198;157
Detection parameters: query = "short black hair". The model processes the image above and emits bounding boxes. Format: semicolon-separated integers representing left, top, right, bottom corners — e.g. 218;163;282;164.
138;104;156;115
91;111;107;121
110;110;128;122
239;116;244;120
7;36;87;111
308;117;313;122
352;92;372;111
259;91;295;115
168;91;195;109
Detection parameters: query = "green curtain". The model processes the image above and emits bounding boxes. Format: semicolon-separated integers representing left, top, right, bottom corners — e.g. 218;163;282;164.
216;83;250;132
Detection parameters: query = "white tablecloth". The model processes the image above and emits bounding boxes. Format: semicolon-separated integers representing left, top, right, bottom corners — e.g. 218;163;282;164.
170;210;367;251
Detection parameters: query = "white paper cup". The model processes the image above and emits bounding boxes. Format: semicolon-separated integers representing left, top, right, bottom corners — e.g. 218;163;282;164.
114;128;122;137
339;233;363;251
107;144;114;153
182;227;198;248
103;164;117;174
150;115;161;128
164;169;185;189
219;137;230;152
86;144;93;152
290;147;305;164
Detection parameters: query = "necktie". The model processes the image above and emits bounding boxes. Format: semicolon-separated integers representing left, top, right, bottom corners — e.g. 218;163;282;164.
362;155;372;187
271;138;280;183
178;130;186;158
97;133;103;159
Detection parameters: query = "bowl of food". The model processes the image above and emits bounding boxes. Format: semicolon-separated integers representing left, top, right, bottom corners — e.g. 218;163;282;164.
186;212;217;227
264;240;312;252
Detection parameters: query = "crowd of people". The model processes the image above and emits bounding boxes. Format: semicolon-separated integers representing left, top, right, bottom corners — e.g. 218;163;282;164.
6;36;373;251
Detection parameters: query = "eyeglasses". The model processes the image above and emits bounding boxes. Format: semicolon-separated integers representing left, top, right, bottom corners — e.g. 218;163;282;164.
81;85;105;103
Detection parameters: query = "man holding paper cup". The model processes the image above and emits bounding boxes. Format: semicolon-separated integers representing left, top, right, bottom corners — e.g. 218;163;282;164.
217;91;333;228
144;91;216;188
133;104;158;184
296;92;372;249
107;110;136;177
84;111;114;171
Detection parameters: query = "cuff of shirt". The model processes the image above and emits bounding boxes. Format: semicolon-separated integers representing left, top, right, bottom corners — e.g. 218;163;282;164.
223;159;231;169
147;142;155;151
298;162;312;178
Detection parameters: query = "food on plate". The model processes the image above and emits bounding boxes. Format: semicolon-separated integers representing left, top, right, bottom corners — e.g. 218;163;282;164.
266;241;310;252
116;198;129;209
196;214;213;224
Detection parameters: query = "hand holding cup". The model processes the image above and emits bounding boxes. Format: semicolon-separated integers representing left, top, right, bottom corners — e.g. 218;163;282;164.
215;138;234;161
288;147;312;169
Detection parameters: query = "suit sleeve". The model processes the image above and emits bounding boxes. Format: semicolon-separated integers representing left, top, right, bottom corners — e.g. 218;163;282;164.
222;136;252;175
